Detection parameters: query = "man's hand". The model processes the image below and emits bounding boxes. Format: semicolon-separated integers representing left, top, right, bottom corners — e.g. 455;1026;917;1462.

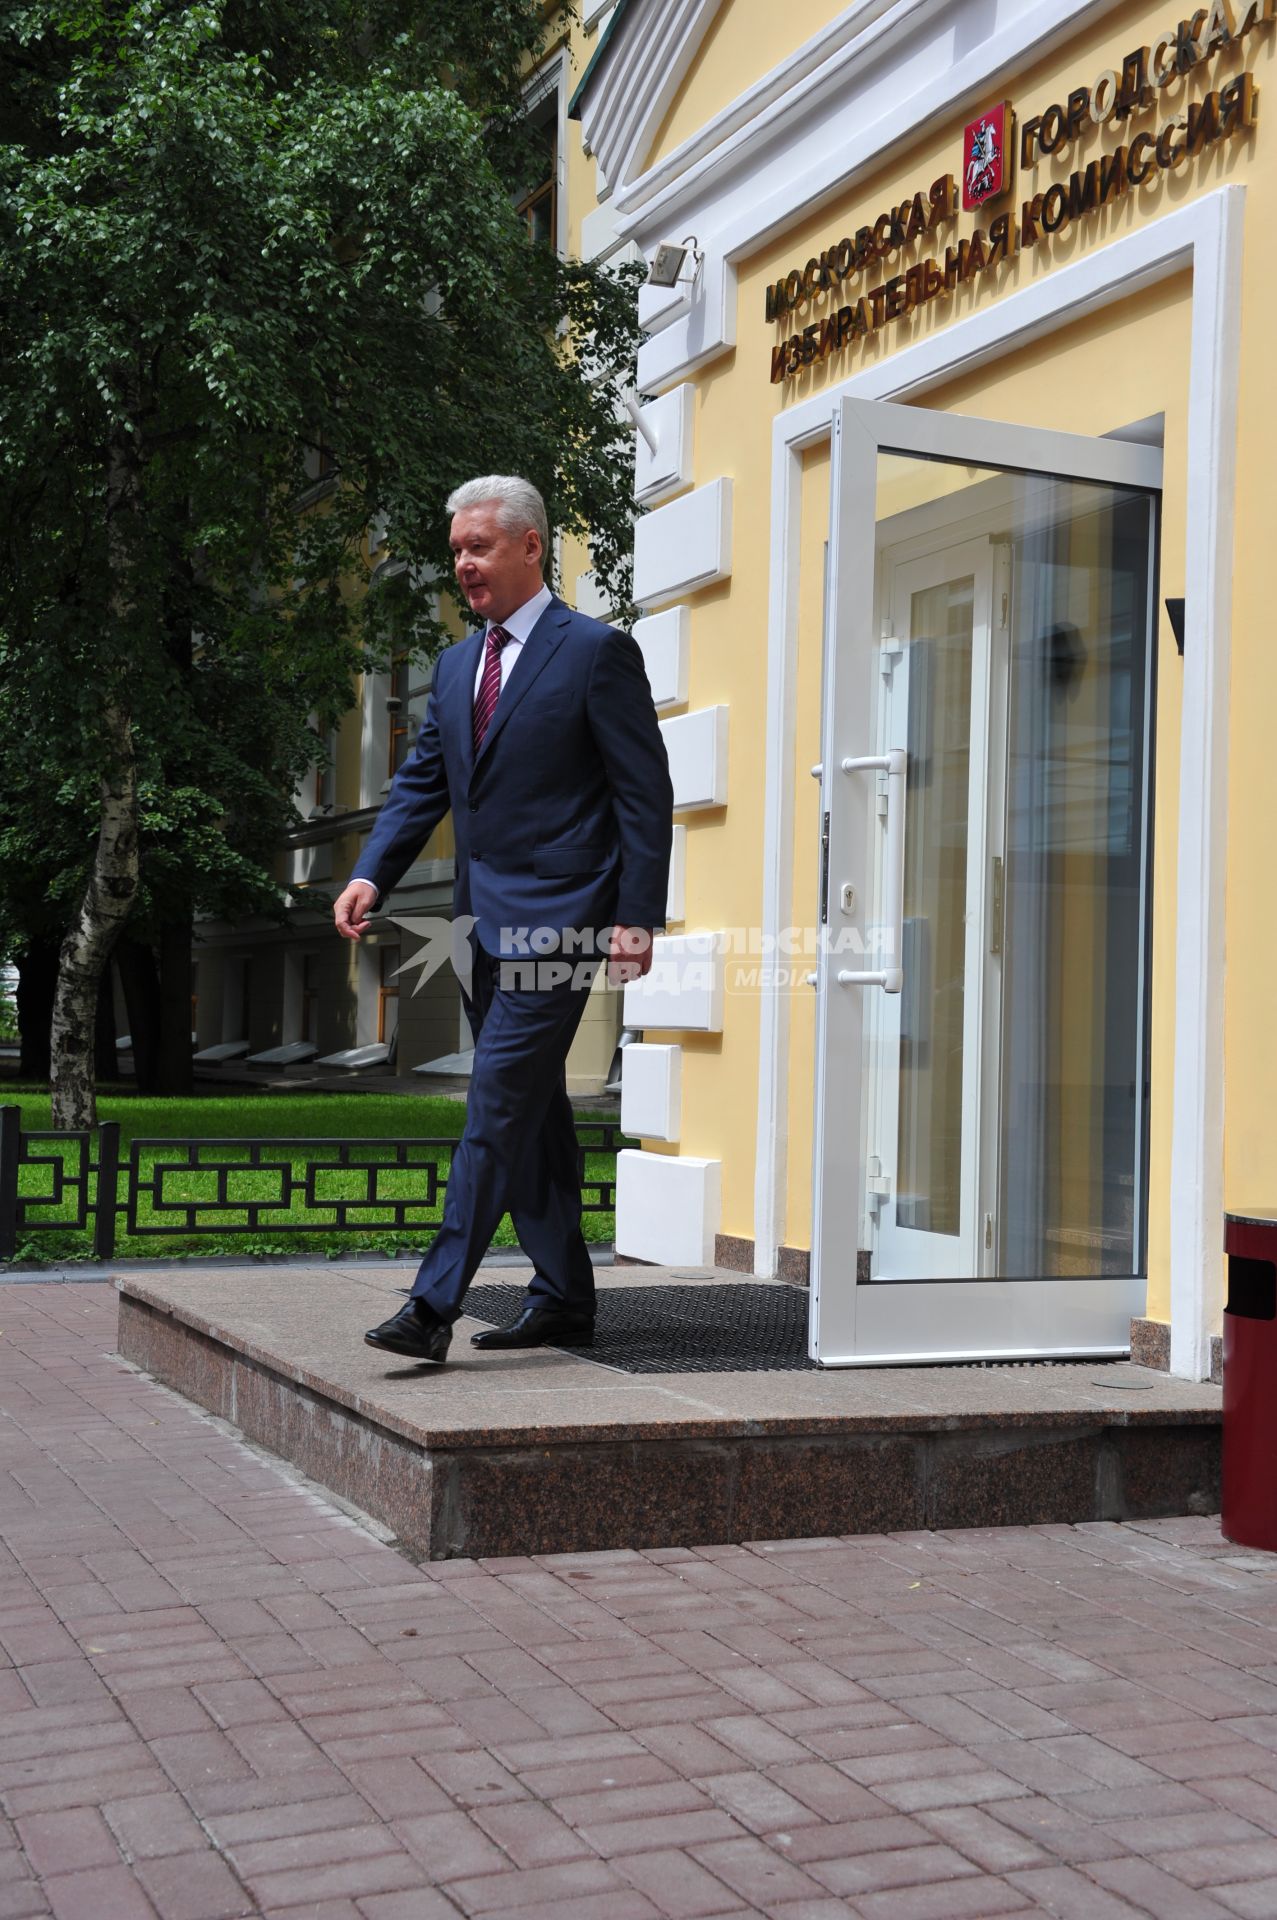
607;925;654;988
334;880;379;941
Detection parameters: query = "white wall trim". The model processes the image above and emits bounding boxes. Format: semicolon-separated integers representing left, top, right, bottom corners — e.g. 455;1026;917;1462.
580;196;623;262
624;930;725;1031
666;823;687;925
662;704;729;812
1170;188;1244;1380
615;1149;722;1265
621;1043;683;1142
633;606;691;709
616;0;1126;394
612;0;938;219
751;439;806;1280
634;477;733;607
575;0;724;200
635;384;695;506
573;569;613;621
754;187;1243;1378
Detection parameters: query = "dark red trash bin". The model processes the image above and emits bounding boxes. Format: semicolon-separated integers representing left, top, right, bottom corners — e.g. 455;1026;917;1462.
1223;1210;1277;1550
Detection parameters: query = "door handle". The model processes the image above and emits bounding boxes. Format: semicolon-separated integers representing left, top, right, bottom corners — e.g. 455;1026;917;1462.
836;749;907;993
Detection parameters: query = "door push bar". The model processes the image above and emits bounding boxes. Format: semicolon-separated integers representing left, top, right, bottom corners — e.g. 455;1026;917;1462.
806;749;907;991
837;750;906;993
807;750;908;994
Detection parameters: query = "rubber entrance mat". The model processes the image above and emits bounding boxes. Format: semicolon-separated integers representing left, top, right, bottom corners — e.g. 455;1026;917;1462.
463;1281;817;1374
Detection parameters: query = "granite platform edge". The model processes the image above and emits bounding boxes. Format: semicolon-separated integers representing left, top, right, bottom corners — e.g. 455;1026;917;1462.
114;1277;1222;1455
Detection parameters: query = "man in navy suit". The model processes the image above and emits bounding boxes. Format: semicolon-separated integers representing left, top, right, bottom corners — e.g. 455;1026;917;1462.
333;476;673;1363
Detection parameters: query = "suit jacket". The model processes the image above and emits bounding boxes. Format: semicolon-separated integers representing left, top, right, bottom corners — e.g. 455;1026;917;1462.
354;594;674;958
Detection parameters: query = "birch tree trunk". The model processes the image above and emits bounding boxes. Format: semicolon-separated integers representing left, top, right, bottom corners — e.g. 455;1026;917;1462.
49;699;139;1130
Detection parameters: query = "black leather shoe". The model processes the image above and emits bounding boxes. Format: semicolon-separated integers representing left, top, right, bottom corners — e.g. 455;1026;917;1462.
471;1305;595;1350
365;1298;452;1363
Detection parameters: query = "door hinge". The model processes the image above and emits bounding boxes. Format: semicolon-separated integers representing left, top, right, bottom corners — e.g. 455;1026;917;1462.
866;1154;892;1212
880;619;903;679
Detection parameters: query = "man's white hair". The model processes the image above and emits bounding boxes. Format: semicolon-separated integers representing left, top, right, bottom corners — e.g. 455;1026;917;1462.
446;475;549;562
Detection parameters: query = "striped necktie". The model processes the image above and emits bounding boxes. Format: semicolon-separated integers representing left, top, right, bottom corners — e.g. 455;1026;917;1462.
472;624;511;755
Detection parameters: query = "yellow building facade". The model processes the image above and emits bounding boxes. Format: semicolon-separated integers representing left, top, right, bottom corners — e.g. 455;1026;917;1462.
576;0;1274;1377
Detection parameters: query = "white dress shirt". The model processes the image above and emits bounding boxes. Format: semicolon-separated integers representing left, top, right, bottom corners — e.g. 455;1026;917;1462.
472;581;553;698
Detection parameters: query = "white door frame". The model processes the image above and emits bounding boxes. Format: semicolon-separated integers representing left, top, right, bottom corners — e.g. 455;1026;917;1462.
813;398;1161;1365
753;185;1244;1377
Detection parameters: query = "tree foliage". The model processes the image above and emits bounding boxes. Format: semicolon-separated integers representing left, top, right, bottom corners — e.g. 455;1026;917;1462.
0;0;643;1121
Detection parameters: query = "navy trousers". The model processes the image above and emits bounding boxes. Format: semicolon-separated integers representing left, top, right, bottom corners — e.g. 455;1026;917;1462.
410;948;599;1323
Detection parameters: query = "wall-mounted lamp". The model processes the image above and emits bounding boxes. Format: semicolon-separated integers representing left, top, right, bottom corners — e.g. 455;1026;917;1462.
646;235;703;289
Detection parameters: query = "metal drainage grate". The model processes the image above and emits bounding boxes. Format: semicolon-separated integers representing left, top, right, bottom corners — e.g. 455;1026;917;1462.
463;1282;817;1374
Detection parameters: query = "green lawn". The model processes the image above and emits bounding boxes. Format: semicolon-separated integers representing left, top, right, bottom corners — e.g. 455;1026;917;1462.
2;1090;621;1264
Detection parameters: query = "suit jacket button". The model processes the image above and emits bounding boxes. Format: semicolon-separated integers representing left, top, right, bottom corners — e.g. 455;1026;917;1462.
469;802;478;812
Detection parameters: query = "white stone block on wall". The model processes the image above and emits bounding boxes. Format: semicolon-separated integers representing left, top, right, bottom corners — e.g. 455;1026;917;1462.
620;1043;682;1143
633;479;732;610
634;384;694;507
638;279;691;336
666;824;686;925
581;198;622;262
633;607;689;709
573;570;611;621
616;1150;721;1266
623;931;723;1032
661;705;728;811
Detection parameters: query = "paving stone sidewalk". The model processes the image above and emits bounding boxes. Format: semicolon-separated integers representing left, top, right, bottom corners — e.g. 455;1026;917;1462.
3;1284;1277;1920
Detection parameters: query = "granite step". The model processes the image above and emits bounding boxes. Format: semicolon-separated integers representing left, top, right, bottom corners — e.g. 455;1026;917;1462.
115;1263;1221;1561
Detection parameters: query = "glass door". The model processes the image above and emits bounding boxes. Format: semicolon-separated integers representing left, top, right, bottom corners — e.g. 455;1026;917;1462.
869;540;998;1283
811;401;1161;1365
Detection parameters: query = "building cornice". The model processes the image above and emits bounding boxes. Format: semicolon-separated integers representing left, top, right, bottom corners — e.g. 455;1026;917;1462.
572;0;725;190
607;0;922;219
613;0;1127;394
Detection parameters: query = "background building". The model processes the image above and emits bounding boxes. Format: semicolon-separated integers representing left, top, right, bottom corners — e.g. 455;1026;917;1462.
190;2;634;1098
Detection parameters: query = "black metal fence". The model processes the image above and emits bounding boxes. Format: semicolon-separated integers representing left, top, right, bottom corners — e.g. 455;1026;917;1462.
0;1106;631;1260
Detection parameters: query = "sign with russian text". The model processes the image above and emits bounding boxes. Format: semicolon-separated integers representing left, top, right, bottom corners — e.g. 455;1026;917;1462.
765;0;1270;384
